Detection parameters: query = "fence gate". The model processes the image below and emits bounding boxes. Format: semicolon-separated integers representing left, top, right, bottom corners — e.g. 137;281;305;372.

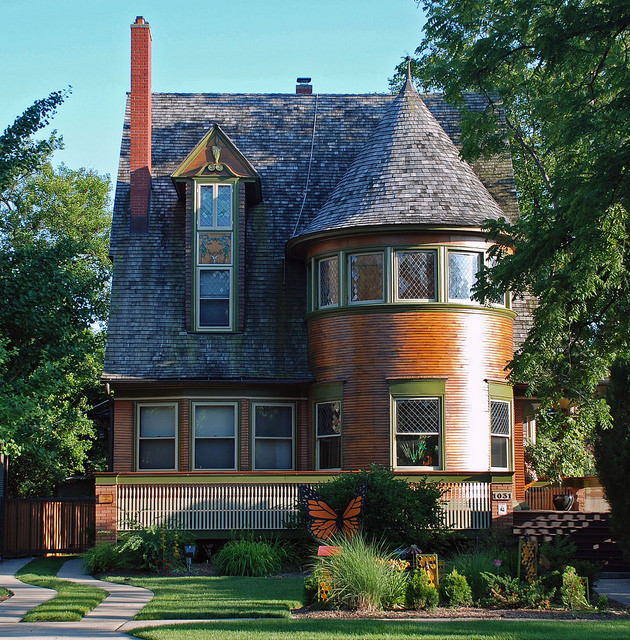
1;497;95;557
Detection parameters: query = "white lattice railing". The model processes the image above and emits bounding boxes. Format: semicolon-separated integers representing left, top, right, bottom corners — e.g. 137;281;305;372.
116;481;492;532
439;481;491;529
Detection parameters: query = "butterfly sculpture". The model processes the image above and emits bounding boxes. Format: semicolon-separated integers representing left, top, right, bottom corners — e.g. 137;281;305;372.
299;482;367;542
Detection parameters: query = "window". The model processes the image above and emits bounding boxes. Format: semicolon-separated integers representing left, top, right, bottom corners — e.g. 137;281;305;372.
137;404;177;470
193;403;237;470
490;400;511;470
348;252;384;303
196;183;234;329
396;250;436;301
316;401;341;469
448;251;482;302
253;403;294;470
394;398;441;468
318;256;339;308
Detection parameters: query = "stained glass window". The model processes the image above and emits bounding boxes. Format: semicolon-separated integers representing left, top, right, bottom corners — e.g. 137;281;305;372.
198;234;232;264
397;251;436;300
448;252;481;301
349;252;383;302
318;257;339;307
491;400;511;469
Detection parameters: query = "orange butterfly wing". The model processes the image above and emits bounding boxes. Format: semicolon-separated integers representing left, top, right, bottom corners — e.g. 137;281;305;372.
299;483;366;542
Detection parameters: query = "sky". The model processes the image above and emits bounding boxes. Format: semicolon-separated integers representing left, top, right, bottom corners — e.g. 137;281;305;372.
1;0;426;192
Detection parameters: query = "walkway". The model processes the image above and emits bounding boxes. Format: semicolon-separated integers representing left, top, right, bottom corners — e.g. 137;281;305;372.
0;557;153;640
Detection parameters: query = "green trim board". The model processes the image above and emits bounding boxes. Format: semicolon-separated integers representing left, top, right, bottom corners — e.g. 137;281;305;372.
311;381;344;402
388;378;446;396
306;303;517;320
488;381;513;400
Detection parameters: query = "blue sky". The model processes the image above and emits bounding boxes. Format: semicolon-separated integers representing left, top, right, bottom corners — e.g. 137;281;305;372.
1;1;426;190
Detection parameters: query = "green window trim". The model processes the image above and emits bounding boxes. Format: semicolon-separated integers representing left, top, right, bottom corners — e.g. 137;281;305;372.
310;244;509;313
388;378;446;397
191;401;238;471
193;180;239;332
136;402;179;472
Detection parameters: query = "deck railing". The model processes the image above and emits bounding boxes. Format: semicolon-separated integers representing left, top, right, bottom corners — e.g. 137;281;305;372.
116;480;491;532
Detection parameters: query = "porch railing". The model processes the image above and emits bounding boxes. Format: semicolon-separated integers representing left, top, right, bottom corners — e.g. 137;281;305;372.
116;480;491;532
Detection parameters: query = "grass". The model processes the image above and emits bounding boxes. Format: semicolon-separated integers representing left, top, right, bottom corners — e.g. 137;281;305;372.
16;556;108;622
130;618;630;640
0;587;11;598
103;574;304;619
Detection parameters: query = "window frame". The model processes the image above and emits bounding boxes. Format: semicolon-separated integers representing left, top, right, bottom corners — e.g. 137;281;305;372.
194;181;237;332
136;402;178;471
394;248;438;302
447;250;483;304
347;250;385;305
392;396;442;470
252;402;295;471
490;398;512;471
315;400;342;471
191;401;238;471
317;254;340;309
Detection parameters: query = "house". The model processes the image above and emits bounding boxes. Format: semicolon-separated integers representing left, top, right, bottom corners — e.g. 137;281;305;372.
95;17;535;542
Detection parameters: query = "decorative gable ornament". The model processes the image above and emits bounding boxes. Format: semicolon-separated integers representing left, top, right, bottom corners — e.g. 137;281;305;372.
172;124;261;201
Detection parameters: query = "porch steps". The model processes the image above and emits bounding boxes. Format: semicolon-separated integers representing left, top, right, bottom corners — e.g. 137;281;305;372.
513;511;630;572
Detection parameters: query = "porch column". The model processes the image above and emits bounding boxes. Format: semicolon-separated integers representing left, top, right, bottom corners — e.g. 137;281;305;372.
95;483;118;544
490;478;514;532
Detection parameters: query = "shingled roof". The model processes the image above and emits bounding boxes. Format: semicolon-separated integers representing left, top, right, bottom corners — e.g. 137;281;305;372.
296;78;507;240
103;91;518;383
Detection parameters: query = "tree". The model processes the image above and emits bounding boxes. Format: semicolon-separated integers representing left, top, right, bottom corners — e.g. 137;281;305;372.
595;361;630;560
0;93;111;496
396;0;630;475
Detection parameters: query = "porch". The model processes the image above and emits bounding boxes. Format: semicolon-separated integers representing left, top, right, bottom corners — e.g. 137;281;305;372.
95;472;507;541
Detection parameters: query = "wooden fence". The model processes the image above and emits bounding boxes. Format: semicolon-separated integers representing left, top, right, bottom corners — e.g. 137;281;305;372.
116;481;492;532
1;497;95;557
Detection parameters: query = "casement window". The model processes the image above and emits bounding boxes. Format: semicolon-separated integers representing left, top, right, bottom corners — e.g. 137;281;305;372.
137;403;177;470
394;398;441;468
253;403;294;470
196;183;234;330
490;399;511;470
348;252;384;303
192;402;237;470
318;256;339;308
316;401;341;470
396;250;437;301
448;251;482;302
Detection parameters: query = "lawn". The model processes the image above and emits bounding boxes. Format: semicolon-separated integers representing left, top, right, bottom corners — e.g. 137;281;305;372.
16;556;107;622
103;574;304;619
130;618;630;640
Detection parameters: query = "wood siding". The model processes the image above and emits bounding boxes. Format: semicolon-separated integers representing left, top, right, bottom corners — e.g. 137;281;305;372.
308;309;513;472
113;400;134;472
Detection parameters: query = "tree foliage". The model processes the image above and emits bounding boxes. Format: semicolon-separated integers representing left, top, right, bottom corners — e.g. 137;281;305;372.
395;0;630;474
0;92;111;496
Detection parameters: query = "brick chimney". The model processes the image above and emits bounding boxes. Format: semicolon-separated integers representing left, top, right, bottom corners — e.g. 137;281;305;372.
296;77;313;95
130;16;152;232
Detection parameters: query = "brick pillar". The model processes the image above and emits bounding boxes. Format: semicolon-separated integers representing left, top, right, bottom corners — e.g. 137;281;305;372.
95;484;118;544
491;481;515;532
130;16;152;233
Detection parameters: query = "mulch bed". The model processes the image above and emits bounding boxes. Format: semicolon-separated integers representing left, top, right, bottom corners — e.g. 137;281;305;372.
291;604;629;620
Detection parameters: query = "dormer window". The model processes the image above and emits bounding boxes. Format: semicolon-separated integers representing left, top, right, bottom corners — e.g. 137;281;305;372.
196;182;234;330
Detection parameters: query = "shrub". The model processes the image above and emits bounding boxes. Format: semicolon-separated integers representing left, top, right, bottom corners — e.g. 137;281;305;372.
214;538;282;577
482;573;554;609
117;523;192;572
439;568;472;607
540;536;578;571
405;569;439;610
82;542;120;574
299;465;446;547
561;565;589;611
596;594;609;612
315;535;408;611
448;550;514;604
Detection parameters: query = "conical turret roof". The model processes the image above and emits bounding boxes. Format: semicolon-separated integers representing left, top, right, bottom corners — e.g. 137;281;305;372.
297;74;505;238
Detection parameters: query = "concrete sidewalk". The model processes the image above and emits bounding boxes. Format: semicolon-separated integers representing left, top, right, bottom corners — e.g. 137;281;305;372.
0;557;153;640
595;577;630;608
